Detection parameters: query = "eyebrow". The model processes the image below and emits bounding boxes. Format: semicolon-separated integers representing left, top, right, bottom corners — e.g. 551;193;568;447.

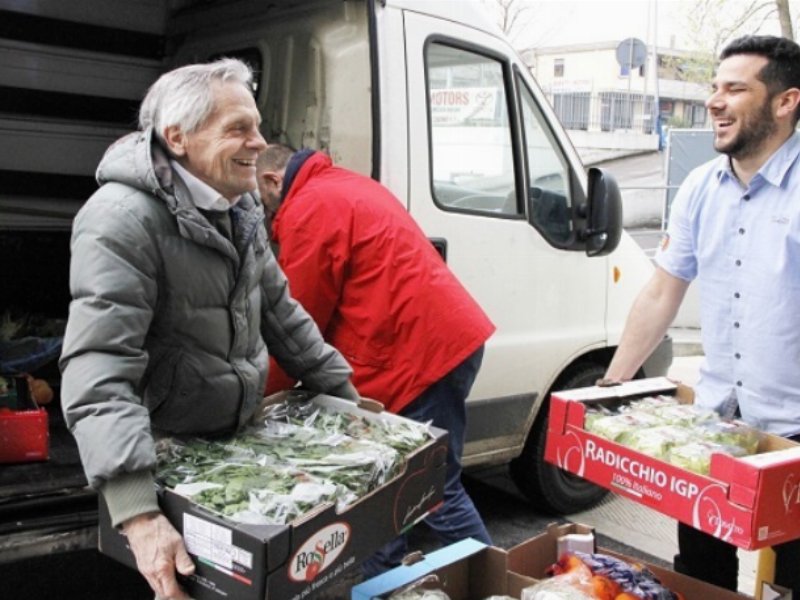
711;79;749;89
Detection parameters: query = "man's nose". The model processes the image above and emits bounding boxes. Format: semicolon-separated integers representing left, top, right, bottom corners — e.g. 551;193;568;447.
705;90;722;110
250;129;268;151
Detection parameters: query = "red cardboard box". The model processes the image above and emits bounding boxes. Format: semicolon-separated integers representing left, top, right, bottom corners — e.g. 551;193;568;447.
0;407;49;463
506;522;755;599
545;377;800;550
98;394;448;600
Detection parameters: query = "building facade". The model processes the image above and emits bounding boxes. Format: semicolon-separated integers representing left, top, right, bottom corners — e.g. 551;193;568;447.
520;41;710;152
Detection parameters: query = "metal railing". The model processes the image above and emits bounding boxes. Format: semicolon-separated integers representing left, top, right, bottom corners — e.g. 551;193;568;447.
547;90;657;134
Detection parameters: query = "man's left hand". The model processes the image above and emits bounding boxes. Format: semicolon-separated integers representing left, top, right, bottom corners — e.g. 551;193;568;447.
326;380;360;401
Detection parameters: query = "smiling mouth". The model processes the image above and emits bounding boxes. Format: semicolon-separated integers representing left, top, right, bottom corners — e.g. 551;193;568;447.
714;118;734;130
233;158;256;167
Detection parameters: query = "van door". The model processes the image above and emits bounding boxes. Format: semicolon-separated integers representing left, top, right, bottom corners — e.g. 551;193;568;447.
403;11;608;450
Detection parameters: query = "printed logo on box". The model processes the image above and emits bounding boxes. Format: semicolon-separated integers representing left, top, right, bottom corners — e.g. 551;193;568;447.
691;483;743;541
782;473;800;514
288;522;350;583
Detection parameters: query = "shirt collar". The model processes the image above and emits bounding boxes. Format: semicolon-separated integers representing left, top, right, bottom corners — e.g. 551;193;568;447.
759;130;800;188
715;130;800;188
170;160;240;211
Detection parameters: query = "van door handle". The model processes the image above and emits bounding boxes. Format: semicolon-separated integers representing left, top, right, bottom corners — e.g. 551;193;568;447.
429;238;447;261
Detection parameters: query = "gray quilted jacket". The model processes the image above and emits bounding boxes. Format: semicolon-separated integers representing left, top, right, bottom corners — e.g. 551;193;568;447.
60;129;352;525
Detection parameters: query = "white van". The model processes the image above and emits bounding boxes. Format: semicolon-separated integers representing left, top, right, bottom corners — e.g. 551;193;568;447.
0;0;669;587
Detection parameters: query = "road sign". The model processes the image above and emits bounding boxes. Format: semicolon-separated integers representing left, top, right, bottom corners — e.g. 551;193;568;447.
616;37;647;70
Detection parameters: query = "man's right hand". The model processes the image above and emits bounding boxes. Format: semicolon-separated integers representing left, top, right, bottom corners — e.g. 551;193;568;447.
123;512;196;600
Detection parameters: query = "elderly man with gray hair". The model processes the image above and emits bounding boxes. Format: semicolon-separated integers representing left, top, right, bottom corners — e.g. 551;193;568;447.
59;58;358;599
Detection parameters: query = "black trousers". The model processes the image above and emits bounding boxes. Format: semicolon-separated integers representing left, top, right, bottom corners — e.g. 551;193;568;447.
674;426;800;594
675;522;800;595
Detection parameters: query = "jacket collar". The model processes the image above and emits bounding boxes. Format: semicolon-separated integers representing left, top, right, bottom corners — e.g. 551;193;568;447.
280;148;317;201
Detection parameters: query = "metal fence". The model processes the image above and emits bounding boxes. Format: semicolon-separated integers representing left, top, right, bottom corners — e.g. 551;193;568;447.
546;90;657;134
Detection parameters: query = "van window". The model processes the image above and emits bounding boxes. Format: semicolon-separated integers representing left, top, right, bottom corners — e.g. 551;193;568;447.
518;78;573;244
426;43;517;216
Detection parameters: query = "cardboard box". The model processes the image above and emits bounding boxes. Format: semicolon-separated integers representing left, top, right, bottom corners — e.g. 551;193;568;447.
0;407;49;463
545;377;800;550
351;538;511;600
507;522;755;600
99;394;448;600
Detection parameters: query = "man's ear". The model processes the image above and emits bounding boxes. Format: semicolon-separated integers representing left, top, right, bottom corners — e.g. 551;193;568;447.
260;171;281;187
776;87;800;120
163;125;187;157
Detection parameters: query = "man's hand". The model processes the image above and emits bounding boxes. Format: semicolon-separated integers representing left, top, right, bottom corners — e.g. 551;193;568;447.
123;512;195;600
326;380;360;401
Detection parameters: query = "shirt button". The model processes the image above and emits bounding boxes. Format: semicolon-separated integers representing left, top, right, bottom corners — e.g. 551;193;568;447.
738;228;745;234
735;259;742;266
735;353;741;359
736;380;743;387
743;194;750;201
734;292;740;298
734;321;740;328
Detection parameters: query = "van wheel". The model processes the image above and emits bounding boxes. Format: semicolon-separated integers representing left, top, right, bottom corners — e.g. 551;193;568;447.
509;363;609;514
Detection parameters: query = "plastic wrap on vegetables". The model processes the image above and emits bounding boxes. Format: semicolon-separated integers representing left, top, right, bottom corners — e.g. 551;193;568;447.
584;405;616;430
529;552;684;600
232;425;400;495
260;395;431;456
647;404;718;427
620;395;678;414
696;420;762;454
624;425;694;461
387;575;452;600
586;412;665;444
154;395;432;525
668;440;749;475
155;438;350;523
520;563;597;600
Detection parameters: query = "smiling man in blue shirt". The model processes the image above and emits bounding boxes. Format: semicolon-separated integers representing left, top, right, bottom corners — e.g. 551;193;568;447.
605;35;800;594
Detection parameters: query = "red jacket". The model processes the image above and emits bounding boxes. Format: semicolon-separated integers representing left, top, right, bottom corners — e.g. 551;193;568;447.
266;152;495;413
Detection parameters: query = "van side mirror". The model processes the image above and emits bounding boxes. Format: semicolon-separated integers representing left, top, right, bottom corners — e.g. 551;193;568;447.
584;167;622;257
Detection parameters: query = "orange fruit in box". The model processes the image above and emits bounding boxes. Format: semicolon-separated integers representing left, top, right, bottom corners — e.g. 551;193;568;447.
25;375;54;405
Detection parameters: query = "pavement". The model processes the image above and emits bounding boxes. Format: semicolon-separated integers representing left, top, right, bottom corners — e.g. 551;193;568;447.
570;327;762;597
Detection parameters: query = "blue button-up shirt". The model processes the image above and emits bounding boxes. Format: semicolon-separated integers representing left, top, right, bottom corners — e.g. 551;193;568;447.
657;131;800;436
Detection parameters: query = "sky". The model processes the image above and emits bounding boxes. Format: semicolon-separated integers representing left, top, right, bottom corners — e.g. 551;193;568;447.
487;0;796;52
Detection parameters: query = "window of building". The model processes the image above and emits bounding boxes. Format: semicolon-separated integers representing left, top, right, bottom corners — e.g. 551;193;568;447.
691;103;707;127
552;92;590;131
554;58;564;78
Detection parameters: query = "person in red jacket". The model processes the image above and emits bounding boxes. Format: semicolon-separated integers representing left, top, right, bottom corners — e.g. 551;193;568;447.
258;144;495;577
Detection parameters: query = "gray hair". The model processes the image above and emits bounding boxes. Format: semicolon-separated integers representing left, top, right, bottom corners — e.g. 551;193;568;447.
257;143;296;173
139;58;254;144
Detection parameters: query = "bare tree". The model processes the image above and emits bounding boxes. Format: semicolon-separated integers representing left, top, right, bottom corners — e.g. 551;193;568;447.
775;0;795;38
667;0;797;86
481;0;535;45
683;0;797;51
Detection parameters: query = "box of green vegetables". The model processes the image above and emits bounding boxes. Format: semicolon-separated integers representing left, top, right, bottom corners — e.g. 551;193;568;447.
545;377;800;551
99;390;448;600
